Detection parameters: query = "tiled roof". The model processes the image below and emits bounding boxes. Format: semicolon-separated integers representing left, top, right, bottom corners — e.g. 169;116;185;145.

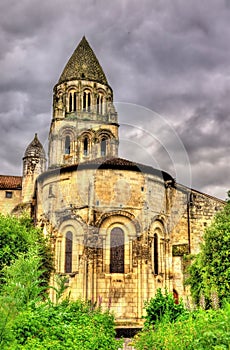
0;175;22;190
24;133;46;159
39;157;174;183
58;36;108;85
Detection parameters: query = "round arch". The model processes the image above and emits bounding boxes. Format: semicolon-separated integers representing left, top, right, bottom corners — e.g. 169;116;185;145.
98;213;139;273
56;219;85;274
149;220;166;276
78;130;95;157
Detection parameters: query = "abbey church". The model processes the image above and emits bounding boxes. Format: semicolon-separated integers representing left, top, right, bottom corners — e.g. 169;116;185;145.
0;37;225;326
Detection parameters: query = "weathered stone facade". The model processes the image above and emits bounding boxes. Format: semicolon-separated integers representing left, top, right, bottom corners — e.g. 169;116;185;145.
34;158;224;325
0;36;225;326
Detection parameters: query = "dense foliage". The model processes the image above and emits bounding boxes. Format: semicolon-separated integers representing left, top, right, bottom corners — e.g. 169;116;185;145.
134;302;230;350
10;300;120;350
0;213;53;285
143;288;187;326
0;248;46;346
0;214;121;350
133;197;230;349
186;199;230;307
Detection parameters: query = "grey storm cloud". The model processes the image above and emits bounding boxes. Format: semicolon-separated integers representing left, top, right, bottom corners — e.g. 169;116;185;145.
0;0;230;199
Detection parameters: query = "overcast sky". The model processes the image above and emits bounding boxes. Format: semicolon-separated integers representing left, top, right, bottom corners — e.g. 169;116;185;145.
0;0;230;199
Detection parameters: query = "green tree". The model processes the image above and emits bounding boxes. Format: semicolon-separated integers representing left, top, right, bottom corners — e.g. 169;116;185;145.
0;248;46;348
0;213;53;286
187;198;230;307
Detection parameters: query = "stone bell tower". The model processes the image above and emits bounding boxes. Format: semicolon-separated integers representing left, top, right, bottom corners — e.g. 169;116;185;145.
48;36;119;168
22;133;46;203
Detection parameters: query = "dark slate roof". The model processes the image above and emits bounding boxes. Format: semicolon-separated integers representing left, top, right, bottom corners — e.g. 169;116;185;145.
38;157;174;183
58;36;108;85
24;133;46;159
0;175;22;190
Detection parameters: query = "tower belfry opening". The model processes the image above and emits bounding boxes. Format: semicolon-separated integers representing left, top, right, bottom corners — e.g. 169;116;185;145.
49;36;119;167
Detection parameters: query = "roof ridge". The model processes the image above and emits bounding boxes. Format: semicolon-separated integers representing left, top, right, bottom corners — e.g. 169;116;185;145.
0;174;22;178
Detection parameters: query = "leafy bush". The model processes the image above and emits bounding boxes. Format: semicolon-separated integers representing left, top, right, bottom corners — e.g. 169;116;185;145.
143;288;188;327
0;214;120;349
9;300;121;350
134;302;230;350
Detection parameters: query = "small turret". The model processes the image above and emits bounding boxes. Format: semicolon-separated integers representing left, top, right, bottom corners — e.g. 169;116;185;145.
22;133;46;202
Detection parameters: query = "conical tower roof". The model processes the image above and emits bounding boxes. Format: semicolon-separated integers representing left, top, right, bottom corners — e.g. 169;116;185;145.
58;36;108;85
24;133;46;159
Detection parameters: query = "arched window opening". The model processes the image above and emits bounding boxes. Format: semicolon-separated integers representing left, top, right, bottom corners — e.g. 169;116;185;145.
69;93;72;112
83;91;91;112
83;137;88;156
97;96;100;114
73;92;77;111
110;227;124;273
173;289;179;304
97;95;103;114
101;138;107;156
88;93;91;112
65;136;71;155
65;231;73;273
83;92;86;110
154;233;159;275
68;91;77;112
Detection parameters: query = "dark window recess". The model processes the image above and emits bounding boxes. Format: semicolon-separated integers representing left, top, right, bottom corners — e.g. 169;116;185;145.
88;93;91;112
69;93;72;112
97;96;100;114
83;92;86;110
84;137;88;156
97;95;103;114
173;289;179;304
110;227;125;273
65;231;73;273
83;92;91;112
154;233;159;275
73;92;77;111
65;136;71;155
101;138;107;156
69;92;77;112
5;191;13;198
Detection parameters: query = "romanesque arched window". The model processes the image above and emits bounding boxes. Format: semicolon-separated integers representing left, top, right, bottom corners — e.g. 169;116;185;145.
65;231;73;273
83;91;91;112
153;233;159;275
83;137;88;156
101;138;107;156
68;90;77;112
73;92;77;111
97;94;103;114
110;227;124;273
65;136;71;154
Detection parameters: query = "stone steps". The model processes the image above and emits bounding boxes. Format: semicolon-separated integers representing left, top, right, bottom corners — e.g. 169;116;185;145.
118;338;136;350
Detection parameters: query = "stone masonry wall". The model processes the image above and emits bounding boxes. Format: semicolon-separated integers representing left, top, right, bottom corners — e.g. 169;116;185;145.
0;189;22;215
